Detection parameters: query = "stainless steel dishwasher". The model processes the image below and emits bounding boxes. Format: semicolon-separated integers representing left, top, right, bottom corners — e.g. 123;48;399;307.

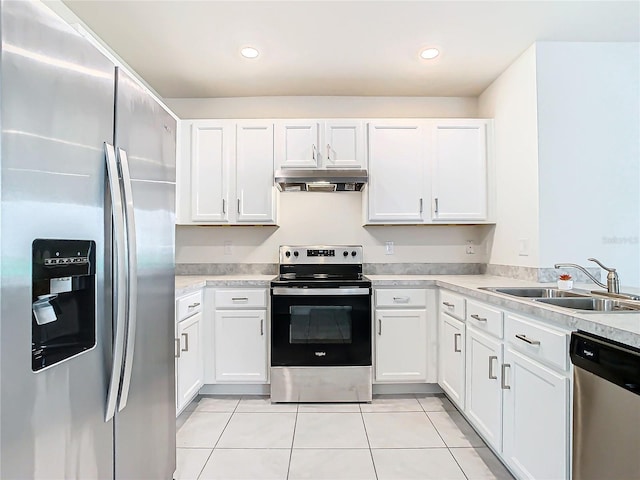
570;331;640;480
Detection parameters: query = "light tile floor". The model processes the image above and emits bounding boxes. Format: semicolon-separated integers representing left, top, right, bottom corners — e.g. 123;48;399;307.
176;394;514;480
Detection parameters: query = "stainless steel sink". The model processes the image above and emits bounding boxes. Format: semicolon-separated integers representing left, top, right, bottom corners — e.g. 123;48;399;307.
481;287;588;298
533;297;640;312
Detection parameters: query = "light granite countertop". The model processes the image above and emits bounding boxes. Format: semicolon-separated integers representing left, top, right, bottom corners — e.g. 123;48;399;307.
175;274;640;348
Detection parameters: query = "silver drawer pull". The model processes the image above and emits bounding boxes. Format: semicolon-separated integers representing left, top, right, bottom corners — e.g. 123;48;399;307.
181;333;189;352
470;314;487;322
393;296;410;303
442;302;454;307
175;338;180;358
501;363;511;389
454;333;462;352
515;334;540;345
232;297;249;301
188;302;200;309
488;355;498;379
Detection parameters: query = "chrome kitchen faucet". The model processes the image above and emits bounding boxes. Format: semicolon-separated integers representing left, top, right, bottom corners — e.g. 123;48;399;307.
554;258;620;294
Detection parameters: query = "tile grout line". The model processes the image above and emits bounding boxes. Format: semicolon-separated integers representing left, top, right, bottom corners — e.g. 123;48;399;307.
285;402;299;480
359;401;380;480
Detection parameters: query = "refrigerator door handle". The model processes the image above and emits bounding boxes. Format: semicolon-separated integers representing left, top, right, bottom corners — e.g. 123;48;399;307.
116;147;138;412
104;143;128;422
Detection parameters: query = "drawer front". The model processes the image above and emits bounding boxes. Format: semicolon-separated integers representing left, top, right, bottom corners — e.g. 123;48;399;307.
439;290;465;320
466;300;503;338
177;290;203;321
505;314;569;371
375;289;427;308
215;289;267;308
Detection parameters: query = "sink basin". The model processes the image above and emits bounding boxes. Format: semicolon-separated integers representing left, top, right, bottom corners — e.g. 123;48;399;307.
481;287;588;298
534;297;640;312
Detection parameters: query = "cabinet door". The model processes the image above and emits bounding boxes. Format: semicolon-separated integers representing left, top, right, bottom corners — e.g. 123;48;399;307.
190;121;231;222
176;312;203;413
438;313;465;409
275;120;320;169
367;123;426;222
236;122;276;223
375;309;428;382
502;348;570;480
214;310;267;383
465;327;503;451
431;120;487;221
324;121;365;168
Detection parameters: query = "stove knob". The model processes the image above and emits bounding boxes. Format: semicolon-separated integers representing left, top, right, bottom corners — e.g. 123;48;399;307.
351;251;357;257
285;251;291;258
343;251;349;257
293;251;299;257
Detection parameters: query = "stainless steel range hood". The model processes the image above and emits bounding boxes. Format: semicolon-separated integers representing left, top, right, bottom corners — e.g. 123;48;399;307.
275;169;368;192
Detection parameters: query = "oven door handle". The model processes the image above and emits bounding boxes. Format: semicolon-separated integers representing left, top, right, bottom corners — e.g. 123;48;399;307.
271;287;371;296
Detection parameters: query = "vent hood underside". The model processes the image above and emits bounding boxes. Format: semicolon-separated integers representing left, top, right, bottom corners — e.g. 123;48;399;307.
275;169;368;192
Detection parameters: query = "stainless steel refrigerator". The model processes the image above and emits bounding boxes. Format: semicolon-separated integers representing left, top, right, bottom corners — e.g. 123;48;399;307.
0;1;177;478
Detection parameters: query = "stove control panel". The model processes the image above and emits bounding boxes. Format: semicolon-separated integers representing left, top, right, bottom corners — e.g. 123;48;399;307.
280;245;363;264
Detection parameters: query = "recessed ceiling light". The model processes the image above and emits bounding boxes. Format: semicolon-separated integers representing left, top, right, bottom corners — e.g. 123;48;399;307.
420;48;440;60
241;47;259;59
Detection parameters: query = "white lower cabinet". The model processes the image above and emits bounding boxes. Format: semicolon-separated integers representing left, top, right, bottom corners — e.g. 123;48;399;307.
175;290;204;415
465;327;503;451
438;313;466;409
212;288;268;383
375;309;428;382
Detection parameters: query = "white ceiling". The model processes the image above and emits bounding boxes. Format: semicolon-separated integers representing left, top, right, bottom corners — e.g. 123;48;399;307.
60;1;639;99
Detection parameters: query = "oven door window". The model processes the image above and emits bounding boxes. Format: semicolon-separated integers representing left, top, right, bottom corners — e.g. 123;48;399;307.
290;306;352;344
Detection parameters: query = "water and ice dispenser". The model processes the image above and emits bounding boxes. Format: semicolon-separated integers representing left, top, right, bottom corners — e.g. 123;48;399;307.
32;239;96;372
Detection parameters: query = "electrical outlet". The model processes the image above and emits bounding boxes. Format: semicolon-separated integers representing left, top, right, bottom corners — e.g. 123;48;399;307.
466;240;475;255
385;241;394;255
224;241;233;255
518;238;529;257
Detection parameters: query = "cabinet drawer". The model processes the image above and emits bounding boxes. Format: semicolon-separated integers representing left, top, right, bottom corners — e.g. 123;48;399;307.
505;314;569;371
440;290;465;320
215;289;267;308
466;300;503;338
177;290;203;321
375;289;427;307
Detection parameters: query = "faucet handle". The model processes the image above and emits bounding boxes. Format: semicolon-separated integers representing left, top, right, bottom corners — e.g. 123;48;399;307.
588;257;616;272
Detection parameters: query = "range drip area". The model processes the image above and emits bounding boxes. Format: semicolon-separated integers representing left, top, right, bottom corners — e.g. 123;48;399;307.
32;239;96;372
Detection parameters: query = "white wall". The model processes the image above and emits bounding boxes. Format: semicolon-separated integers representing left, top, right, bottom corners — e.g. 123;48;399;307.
176;193;491;264
478;45;540;268
165;96;478;119
536;42;640;287
174;95;489;266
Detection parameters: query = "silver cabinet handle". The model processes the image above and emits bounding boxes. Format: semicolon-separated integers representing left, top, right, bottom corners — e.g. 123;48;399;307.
501;363;511;389
104;142;127;422
470;314;487;322
393;296;410;303
117;147;138;413
260;319;264;336
181;333;189;352
434;197;439;214
326;143;331;162
232;297;249;302
175;338;181;358
454;333;462;352
188;302;200;309
442;302;454;307
378;319;382;335
312;144;317;161
237;198;241;214
515;334;540;345
488;355;498;379
222;198;226;214
419;197;424;213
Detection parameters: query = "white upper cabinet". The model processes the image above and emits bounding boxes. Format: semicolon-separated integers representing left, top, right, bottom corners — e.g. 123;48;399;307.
275;120;320;169
323;121;366;169
366;122;426;223
275;120;366;170
190;120;231;222
235;122;276;223
431;120;488;221
178;119;277;225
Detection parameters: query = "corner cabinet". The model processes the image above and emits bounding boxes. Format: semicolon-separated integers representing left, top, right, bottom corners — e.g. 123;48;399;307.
365;119;492;225
177;119;276;225
438;291;466;409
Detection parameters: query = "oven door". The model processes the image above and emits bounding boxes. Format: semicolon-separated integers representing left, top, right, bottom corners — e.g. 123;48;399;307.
271;287;372;367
